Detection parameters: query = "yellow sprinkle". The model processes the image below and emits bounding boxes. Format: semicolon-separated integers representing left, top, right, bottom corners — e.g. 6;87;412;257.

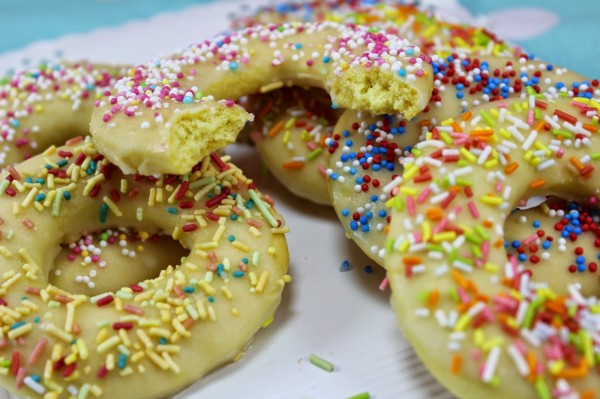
432;231;456;243
255;271;269;294
136;329;154;350
460;148;477;163
480;195;503;206
7;322;32;339
96;335;120;353
232;241;251;252
76;339;88;360
45;324;73;343
64;302;76;333
102;196;123;217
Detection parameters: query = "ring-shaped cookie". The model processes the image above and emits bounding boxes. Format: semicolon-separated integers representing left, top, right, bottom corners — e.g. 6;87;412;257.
386;96;600;398
90;21;433;176
0;136;289;398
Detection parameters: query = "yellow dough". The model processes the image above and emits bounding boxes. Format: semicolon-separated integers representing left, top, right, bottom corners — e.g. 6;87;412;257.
386;97;600;399
0;62;126;168
90;21;434;176
327;57;594;265
0;136;289;398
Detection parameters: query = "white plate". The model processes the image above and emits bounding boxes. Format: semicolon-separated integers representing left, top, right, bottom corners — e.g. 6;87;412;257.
0;2;455;398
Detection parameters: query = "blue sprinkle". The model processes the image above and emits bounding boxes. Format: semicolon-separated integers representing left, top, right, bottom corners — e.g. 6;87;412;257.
532;220;540;228
208;296;215;303
229;61;238;70
295;43;302;49
511;240;521;249
361;225;370;233
118;354;127;370
228;235;235;242
33;317;41;323
542;241;551;250
25;177;33;183
339;260;351;272
364;265;373;273
167;207;177;214
233;271;245;278
518;254;527;262
183;96;193;104
405;48;414;56
217;264;224;276
63;191;72;200
242;258;249;264
10;119;19;127
35;178;45;185
183;286;195;293
341;208;350;217
546;64;553;71
35;193;46;202
11;321;25;330
578;264;586;272
398;69;406;77
378;210;387;218
371;195;378;202
350;221;358;231
322;56;330;63
576;255;586;264
31;374;41;383
57;159;68;168
100;203;108;223
230;214;238;221
159;337;167;345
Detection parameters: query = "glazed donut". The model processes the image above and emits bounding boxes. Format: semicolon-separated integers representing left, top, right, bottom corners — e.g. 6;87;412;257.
90;21;434;176
0;136;290;398
327;57;596;264
238;1;521;205
385;96;600;399
51;228;187;296
0;62;127;168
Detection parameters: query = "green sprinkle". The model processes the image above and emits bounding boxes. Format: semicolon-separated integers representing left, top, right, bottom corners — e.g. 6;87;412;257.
189;176;216;190
0;179;10;196
248;189;278;228
480;110;496;128
307;148;323;161
309;354;334;372
534;377;551;399
551;129;573;139
136;207;143;222
347;393;370;399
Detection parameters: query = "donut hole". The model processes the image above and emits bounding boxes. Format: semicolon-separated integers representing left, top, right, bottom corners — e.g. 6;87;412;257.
49;227;189;296
504;196;600;297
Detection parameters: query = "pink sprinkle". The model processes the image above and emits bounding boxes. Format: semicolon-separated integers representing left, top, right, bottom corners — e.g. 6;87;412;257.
522;233;539;246
378;277;389;291
494;181;503;192
225;100;235;107
432;218;449;234
481;241;490;261
417;186;431;204
28;338;48;365
247;219;262;229
15;367;26;389
457;287;470;304
556;148;565;158
208;251;218;263
102;114;111;123
467;201;479;218
123;304;144;316
471;349;482;362
407;195;416;216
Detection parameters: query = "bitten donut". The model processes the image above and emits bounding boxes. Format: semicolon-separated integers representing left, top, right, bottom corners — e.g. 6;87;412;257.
90;21;434;176
237;0;520;205
0;62;127;168
0;136;290;398
386;97;600;399
327;57;596;264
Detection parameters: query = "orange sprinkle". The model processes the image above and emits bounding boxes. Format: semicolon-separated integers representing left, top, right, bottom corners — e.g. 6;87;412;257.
258;98;273;118
451;270;468;289
402;256;423;266
267;120;285;137
580;390;596;399
426;290;439;309
460;111;472;121
557;359;589;379
534;120;546;133
526;352;537;382
570;156;585;171
419;119;432;127
583;124;598;134
470;129;494;137
494;239;504;248
530;178;546;189
505;162;519;174
425;207;444;221
451;354;462;375
545;298;566;315
319;134;327;147
282;161;304;169
482;220;493;228
451;121;462;133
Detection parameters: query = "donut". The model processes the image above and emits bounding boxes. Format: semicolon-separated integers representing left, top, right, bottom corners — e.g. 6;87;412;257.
0;62;127;168
327;57;597;265
51;228;187;296
90;21;434;176
385;96;600;399
236;1;521;205
247;86;341;205
0;135;290;398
